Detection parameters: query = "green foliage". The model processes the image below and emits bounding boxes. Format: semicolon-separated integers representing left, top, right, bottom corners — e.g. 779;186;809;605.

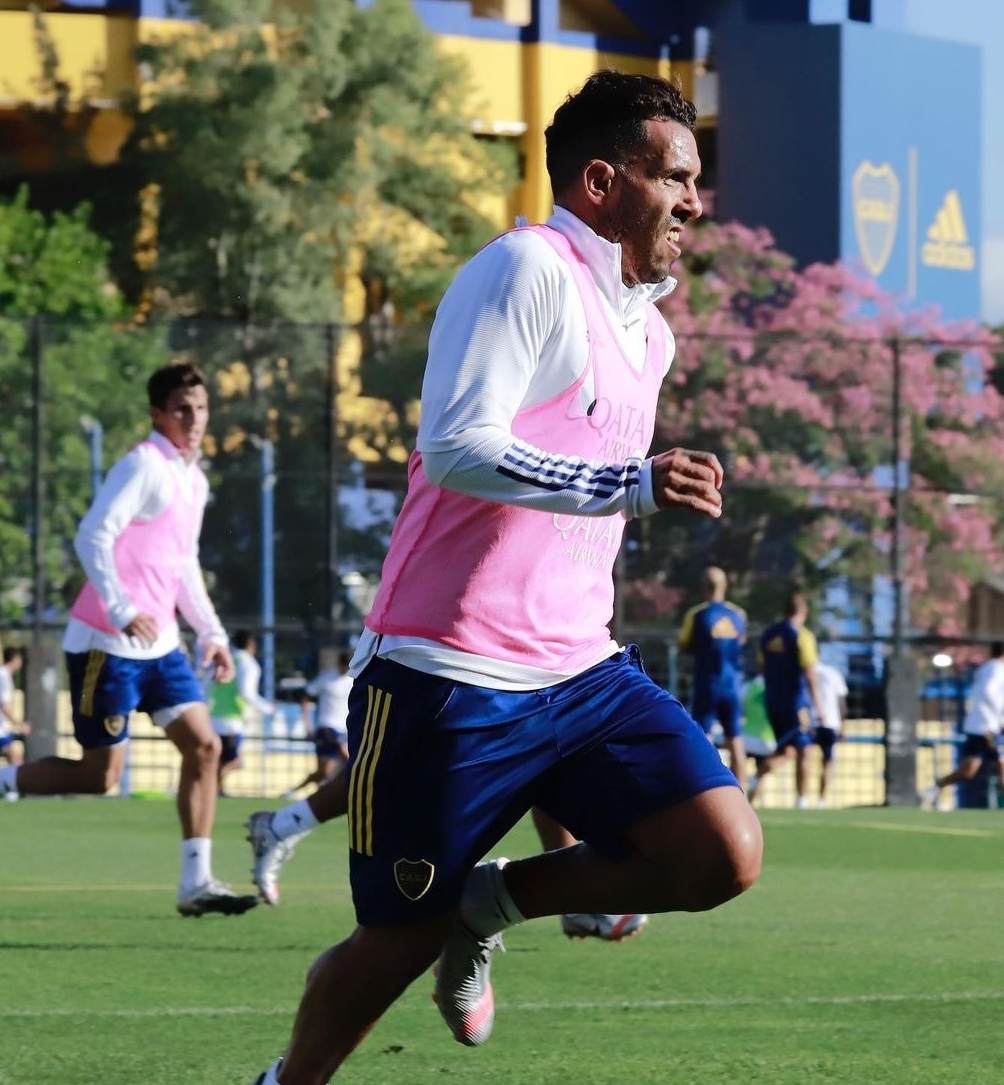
0;189;168;621
120;0;511;322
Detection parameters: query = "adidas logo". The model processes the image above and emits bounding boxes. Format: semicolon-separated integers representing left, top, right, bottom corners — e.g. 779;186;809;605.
921;189;975;271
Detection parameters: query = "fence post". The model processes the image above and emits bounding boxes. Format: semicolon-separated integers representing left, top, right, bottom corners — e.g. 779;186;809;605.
884;336;917;805
325;322;340;629
25;317;59;758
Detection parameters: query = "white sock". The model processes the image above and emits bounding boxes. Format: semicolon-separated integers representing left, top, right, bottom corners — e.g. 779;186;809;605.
180;837;212;889
273;799;319;841
261;1058;282;1084
0;764;18;793
461;857;526;938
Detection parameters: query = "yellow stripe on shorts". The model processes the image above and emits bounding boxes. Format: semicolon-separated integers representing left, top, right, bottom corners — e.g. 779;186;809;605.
348;686;392;856
79;650;106;717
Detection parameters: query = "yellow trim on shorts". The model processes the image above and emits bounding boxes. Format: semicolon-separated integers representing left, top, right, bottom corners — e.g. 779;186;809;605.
348;686;392;855
79;650;107;717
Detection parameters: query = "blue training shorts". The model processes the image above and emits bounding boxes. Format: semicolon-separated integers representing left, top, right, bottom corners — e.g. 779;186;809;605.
346;645;738;926
768;704;815;752
692;685;744;739
66;648;205;749
314;726;347;760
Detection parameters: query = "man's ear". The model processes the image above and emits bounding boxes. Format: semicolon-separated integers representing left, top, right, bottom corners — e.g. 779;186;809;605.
582;159;617;206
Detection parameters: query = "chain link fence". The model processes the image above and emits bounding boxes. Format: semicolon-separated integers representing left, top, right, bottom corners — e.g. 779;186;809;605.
2;317;1002;806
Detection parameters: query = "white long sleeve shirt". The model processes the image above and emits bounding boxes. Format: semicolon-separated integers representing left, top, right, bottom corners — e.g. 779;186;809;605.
351;207;679;690
235;649;273;716
63;430;227;660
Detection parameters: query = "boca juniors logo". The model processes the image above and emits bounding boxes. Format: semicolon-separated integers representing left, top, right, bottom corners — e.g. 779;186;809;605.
852;161;900;277
394;858;435;901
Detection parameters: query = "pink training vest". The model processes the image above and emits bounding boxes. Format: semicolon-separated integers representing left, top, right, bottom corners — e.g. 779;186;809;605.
70;440;203;636
367;224;668;673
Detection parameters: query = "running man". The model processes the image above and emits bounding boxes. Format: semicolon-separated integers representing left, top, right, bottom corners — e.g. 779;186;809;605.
812;659;848;807
923;643;1004;810
678;567;748;788
0;363;258;918
748;590;825;809
288;649;353;796
0;647;31;797
210;631;274;795
252;72;761;1085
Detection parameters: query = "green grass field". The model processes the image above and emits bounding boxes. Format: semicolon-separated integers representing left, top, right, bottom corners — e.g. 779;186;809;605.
4;798;1004;1085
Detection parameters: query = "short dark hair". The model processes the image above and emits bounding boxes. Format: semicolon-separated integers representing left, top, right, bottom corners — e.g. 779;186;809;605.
3;647;23;664
233;630;253;650
337;650;351;669
147;363;207;409
991;642;1004;658
545;70;697;197
785;590;808;618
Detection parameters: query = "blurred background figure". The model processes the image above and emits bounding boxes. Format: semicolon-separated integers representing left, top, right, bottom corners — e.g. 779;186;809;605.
209;630;274;797
678;567;748;789
812;660;848;808
287;648;352;796
0;647;32;800
924;642;1004;811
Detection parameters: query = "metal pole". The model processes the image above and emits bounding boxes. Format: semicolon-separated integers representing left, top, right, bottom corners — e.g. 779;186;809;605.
885;336;918;805
890;336;905;660
81;416;104;498
325;323;339;629
30;316;44;650
260;438;276;702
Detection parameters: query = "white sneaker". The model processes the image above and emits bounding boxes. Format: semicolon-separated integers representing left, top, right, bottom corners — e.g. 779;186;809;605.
251;1058;282;1084
795;796;811;810
176;878;259;917
434;860;509;1046
246;811;301;905
921;785;940;811
560;913;648;941
3;790;19;802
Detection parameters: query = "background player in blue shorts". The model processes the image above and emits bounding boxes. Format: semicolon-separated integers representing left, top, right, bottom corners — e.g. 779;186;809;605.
0;364;258;917
750;590;825;809
0;647;31;798
678;566;749;789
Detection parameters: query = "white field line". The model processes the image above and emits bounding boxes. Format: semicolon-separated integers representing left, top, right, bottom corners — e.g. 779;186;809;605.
766;818;997;839
4;990;1004;1019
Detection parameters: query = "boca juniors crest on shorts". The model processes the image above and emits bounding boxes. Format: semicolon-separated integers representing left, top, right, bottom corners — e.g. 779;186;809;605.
393;858;435;901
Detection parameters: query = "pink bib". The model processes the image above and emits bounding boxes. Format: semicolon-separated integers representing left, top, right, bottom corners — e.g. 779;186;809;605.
368;225;667;672
70;440;203;636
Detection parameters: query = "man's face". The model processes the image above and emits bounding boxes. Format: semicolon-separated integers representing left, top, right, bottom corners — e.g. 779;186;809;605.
607;118;702;285
150;384;209;461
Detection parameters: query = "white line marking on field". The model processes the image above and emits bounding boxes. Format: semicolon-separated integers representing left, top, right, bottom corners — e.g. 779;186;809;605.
4;990;1004;1019
766;818;997;839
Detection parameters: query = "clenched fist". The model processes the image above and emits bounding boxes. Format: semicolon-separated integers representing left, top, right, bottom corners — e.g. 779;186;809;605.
651;448;724;519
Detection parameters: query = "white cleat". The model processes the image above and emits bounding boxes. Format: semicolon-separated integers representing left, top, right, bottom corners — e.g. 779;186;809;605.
176;878;258;918
251;1058;282;1084
921;785;940;811
434;859;511;1047
560;913;648;941
246;810;300;905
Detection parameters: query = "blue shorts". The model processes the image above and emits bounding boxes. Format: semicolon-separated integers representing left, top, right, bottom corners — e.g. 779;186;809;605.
219;733;243;765
0;733;14;751
815;726;838;763
961;734;1000;764
346;646;738;926
768;705;815;752
692;688;744;738
66;649;205;749
314;726;347;760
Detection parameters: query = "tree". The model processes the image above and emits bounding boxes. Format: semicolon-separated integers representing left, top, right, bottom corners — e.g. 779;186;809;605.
0;188;168;621
109;0;512;629
625;221;1002;640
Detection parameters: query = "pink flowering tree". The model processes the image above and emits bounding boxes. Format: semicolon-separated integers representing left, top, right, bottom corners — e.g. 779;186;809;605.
623;221;1002;638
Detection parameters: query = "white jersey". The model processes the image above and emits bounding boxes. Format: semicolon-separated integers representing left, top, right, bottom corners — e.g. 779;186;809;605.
305;670;353;735
62;430;227;660
0;667;13;737
351;205;678;690
813;661;847;733
963;658;1004;736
